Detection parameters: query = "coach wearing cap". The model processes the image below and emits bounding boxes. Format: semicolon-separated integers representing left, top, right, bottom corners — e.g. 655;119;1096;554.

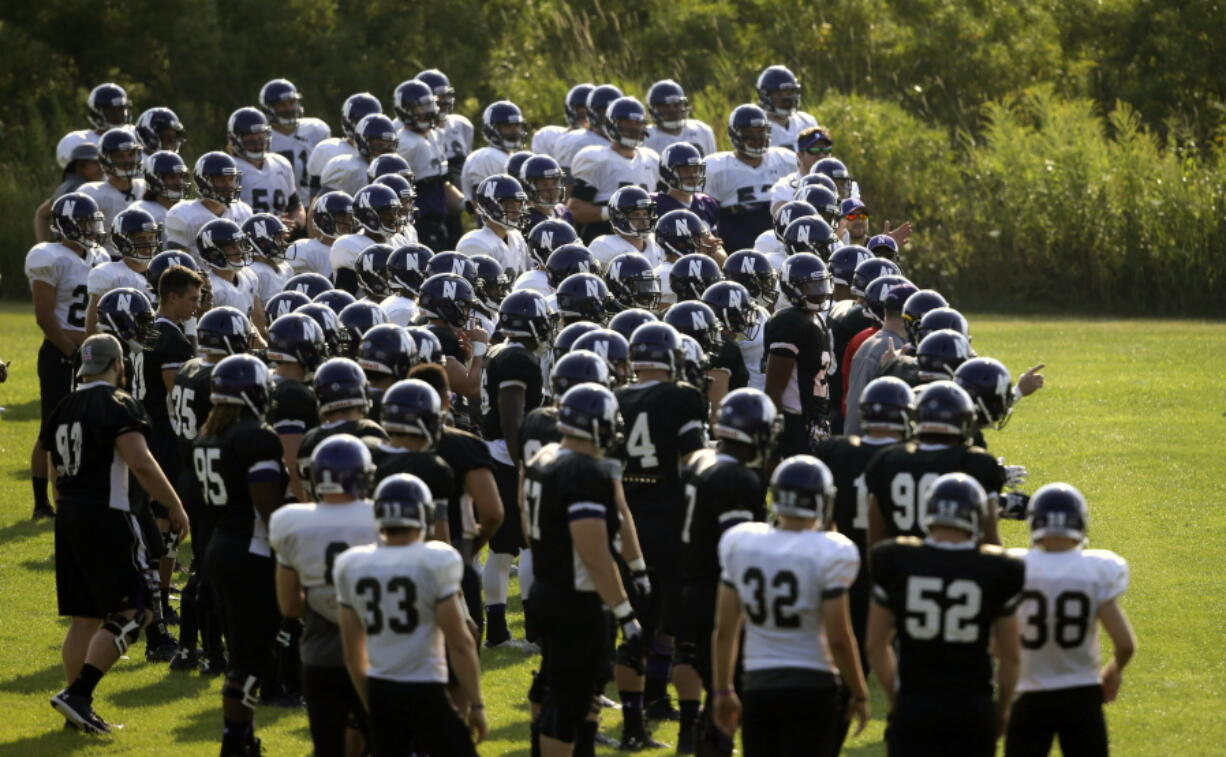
34;143;105;243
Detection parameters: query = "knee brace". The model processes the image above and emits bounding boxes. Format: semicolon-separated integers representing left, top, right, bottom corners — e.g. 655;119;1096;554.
223;673;261;711
102;611;146;655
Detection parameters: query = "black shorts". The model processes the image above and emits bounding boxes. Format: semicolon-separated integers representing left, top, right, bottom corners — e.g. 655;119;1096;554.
776;412;813;459
55;505;152;618
742;684;840;757
533;587;611;702
1005;685;1107;757
887;692;995;757
489;461;524;555
302;664;368;757
38;339;75;426
147;419;180;505
204;531;280;676
366;678;477;757
675;581;718;681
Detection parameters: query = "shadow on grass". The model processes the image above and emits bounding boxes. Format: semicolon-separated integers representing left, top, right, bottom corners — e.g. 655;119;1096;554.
0;661;63;695
20;555;54;573
0;515;53;545
1;399;41;423
109;672;214;708
0;727;107;757
169;694;306;744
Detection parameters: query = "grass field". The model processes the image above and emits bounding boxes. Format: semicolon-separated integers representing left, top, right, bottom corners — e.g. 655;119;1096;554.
0;301;1223;756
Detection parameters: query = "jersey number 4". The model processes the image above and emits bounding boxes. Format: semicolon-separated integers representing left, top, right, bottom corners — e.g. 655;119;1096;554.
626;413;658;469
353;576;419;634
904;576;983;642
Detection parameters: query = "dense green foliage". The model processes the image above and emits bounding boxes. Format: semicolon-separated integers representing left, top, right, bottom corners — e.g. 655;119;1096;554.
1;0;1223;312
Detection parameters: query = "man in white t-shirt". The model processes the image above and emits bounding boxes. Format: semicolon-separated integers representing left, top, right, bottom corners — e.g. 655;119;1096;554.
306;92;380;199
588;186;663;267
55;83;130;169
79;129;146;257
702;105;795;252
532;83;594;158
164;152;254;262
568;96;660;244
259;78;331;207
755;65;821;153
457;174;533;277
460;101;529;206
227;107;304;231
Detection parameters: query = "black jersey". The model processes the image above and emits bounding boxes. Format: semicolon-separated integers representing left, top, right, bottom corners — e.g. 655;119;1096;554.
828;300;874;371
40;381;151;513
298;418;389;495
525;443;620;598
136;317;193;426
266;375;320;436
369;441;455;530
815;435;899;559
436;426;495;544
481;342;544;443
192;417;285;552
870;537;1025;695
710;339;749;392
614;380;706;494
367;386;385;424
170;358;216;463
519;405;561;466
763;305;834;421
679;449;766;584
865;442;1007;539
428;324;464;361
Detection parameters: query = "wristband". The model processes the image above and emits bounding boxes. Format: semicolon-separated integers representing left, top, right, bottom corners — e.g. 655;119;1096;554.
628;558;647;573
600;205;610;222
470;340;487;357
612;600;634;620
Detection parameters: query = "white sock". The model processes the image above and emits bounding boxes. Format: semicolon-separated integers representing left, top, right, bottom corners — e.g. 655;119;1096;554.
518;548;534;599
482;552;513;606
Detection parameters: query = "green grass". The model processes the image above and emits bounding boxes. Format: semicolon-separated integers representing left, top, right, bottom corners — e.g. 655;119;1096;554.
0;302;1223;756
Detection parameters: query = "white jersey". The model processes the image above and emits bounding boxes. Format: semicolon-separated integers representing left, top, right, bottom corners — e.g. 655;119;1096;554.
769;111;820;152
702;148;796;209
80;179;147;255
1008;547;1129;693
128;198;172;226
570;143;660;204
334;540;464;683
396;127;448;181
380;293;419;326
250;259;294;305
235;154;299;215
644;119;718;158
653;261;676;306
25;242;110;332
531;125;570;159
320;153;371;198
719;522;859;674
55;129;103;169
208;268;260;318
86;259;151;299
330;233;377;275
268;500;377;623
459;146;512;204
768;172;803;209
588;233;662;268
738;305;770;390
554;129;606;170
286;238;334;279
164;199;254;263
270;118;332;205
307;137;359;196
456;226;531;276
752;230;785;255
511;269;552;295
440;114;474;161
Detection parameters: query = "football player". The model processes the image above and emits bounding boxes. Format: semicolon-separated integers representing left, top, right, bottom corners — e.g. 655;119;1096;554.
712;455;870;754
461;100;531;207
393;78;459;251
268;435;378;757
259;78;332;207
46;333;188;734
753;198;817;259
672;388;774;753
568;97;661;243
554;83;622;173
643;79;717;156
334;474;486;756
523;383;640;757
755;65;820;152
865;380;1007;548
227;107;303;231
192;354;286;757
321;113;399;197
266;312;327;502
134;106;186;157
131;150;190;226
520;154;573;227
654;209;722;307
457;174;533;276
296;358;389;497
331;184;413;295
867;473;1025;757
1006;484;1136;757
242;214;292;306
718;252;775;390
843;277;916;435
613;322;707;748
532;82;594;158
55;83;130;169
306;93;380;199
80;128;147;254
652;142;721;230
763;253;835;457
369;379;454;541
196;218;268;338
84;208;158;335
355;322;414;418
288;191;353;279
381;243;432;326
416;273;488;406
163;152;254;260
416;68;474;189
703;105;795;251
26;192;111;519
589;186;663;267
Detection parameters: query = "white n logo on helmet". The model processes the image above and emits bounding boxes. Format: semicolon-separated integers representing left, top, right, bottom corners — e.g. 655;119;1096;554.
359;192;373;209
688;260;703;277
230;315;244;333
540;231;554;249
533;298;547;316
116;293;133;312
674;219;688;235
449;260;465;274
200;230;214;250
795;225;811;243
779;209;792;226
585;279;599;298
591;340;610;359
608;260;622;278
995;371;1010;398
740;257;756;274
482;180;500;200
690;311;708;330
62;199;77;216
442;281;458;300
727;288;743;308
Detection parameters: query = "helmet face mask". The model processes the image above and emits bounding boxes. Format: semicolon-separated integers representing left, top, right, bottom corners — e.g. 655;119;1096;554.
103;147;141;179
529;175;565;207
736;125;769;156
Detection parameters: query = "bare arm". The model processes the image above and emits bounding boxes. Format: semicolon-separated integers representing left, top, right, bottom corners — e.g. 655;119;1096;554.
251;296;269;339
992;610;1021;738
32;281;78;355
116;431;188;533
34;199;53;243
981;497;1002;546
711;583;745;736
867;601;898;707
444;355;483;401
613;478;644;565
338;605;369;710
822;593;870;734
275;564;306;618
763;353;794;414
706;369;730;426
84;293;102;337
438;594;487;743
280;432;308;502
1098;598;1137;703
867;494;887;553
466;468;504;552
570;517;632;611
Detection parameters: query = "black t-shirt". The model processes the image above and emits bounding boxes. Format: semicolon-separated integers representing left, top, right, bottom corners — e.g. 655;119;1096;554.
525;443;619;598
519;405;561;466
829;300;875;374
864;442;1007;539
870;537;1024;695
614;380;707;501
41;382;150;513
266;376;320;436
764;305;833;421
138;317;193;427
369;441;455;531
367;386;385;424
298;418;389;497
436;426;495;543
170;358;216;465
679;449;766;584
481;342;544;443
428;324;464;362
710;339;748;392
193;417;285;547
